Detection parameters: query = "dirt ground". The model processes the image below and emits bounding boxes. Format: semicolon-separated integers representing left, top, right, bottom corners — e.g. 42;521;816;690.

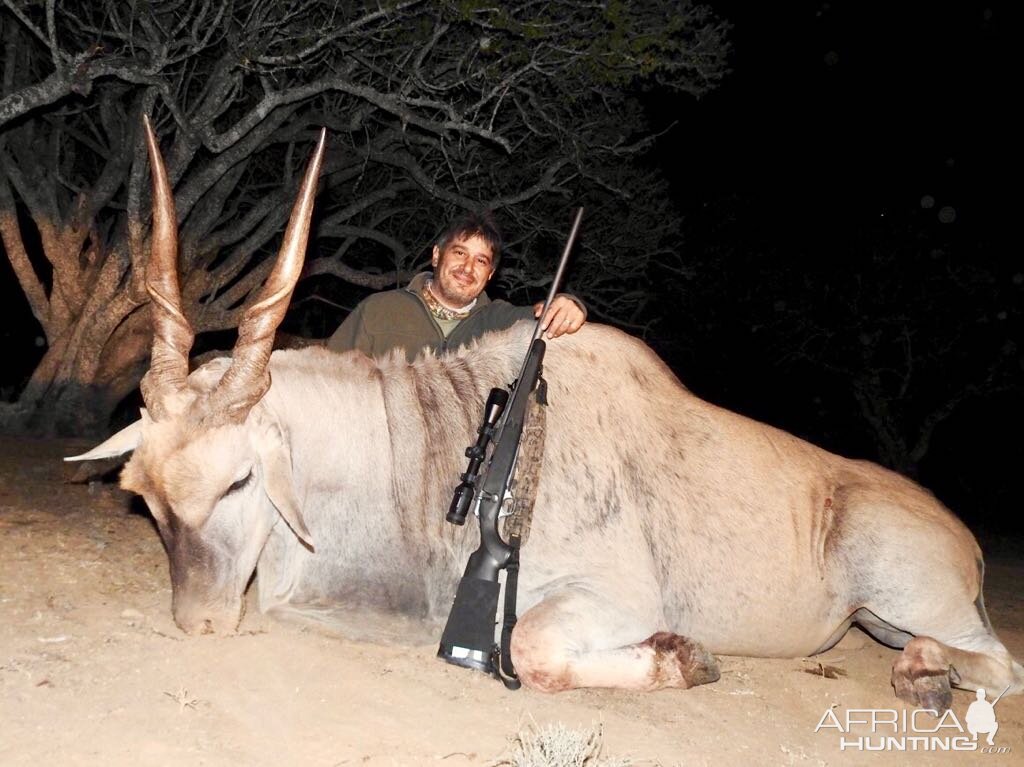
1;435;1021;766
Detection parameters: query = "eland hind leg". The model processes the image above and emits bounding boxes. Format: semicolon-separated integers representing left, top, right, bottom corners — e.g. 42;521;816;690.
509;586;720;693
858;559;1024;711
829;483;1024;711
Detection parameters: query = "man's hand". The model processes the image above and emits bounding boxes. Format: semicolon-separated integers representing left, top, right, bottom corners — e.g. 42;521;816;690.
534;294;586;339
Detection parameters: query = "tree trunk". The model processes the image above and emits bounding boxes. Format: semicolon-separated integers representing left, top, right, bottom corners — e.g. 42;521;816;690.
9;306;151;437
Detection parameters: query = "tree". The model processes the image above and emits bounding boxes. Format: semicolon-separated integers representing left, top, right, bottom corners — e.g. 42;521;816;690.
773;220;1021;480
0;0;729;435
671;194;1022;481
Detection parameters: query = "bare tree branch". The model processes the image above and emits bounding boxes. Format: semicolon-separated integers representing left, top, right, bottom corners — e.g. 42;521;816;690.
0;0;729;434
0;169;51;332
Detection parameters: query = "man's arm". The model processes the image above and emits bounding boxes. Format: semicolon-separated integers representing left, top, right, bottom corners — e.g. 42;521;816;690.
533;293;587;339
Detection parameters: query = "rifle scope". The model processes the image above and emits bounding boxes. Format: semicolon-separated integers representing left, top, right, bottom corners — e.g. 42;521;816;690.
446;387;509;525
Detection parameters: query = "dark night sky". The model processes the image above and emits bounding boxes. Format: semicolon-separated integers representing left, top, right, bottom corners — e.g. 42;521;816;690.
665;1;1008;212
1;3;1017;531
642;1;1017;534
650;0;1012;345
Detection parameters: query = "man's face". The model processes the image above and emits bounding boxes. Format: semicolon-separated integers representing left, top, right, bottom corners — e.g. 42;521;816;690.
431;234;495;308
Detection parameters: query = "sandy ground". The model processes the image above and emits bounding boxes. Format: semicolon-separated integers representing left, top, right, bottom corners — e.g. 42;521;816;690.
1;435;1021;766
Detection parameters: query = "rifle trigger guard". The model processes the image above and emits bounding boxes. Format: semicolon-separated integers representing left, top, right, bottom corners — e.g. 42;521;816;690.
498;488;515;519
473;489;515;519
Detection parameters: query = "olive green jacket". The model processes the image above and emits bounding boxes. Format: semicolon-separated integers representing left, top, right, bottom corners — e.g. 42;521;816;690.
327;273;535;362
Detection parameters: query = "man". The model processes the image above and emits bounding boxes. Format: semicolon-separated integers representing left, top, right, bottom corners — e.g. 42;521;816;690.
327;211;586;361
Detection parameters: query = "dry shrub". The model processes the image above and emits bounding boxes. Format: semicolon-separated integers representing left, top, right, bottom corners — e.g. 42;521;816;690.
490;721;634;767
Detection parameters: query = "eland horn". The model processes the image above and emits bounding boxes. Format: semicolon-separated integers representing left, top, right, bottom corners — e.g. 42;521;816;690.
139;114;194;420
206;127;328;424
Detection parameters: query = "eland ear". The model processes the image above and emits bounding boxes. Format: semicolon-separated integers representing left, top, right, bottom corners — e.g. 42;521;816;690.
257;426;314;549
64;410;150;462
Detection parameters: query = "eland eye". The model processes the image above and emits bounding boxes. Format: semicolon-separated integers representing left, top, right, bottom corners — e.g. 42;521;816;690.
225;470;253;497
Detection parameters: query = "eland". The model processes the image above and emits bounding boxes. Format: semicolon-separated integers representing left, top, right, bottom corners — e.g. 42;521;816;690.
71;119;1024;710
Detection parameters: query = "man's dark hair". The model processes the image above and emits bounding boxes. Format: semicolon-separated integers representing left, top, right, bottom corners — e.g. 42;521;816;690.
436;210;503;269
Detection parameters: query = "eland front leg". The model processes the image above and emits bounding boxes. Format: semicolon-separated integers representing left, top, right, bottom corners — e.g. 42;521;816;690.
509;585;720;692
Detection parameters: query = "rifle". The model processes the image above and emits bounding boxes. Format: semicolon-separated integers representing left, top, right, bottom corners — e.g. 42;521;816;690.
437;208;585;688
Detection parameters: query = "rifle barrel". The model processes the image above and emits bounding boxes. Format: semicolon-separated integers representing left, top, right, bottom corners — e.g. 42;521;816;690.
531;207;585;343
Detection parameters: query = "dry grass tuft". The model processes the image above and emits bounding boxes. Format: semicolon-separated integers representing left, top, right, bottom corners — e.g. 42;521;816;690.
489;721;633;767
